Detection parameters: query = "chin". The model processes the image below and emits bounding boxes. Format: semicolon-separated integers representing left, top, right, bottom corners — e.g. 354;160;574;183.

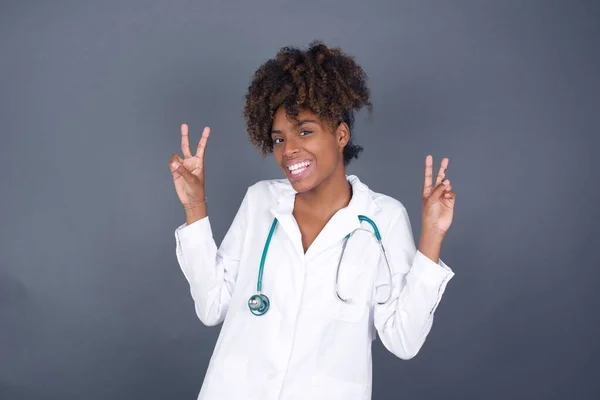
290;181;314;193
284;171;319;193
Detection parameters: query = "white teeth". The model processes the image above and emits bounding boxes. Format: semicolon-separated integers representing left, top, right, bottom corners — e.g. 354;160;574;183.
287;161;311;171
291;167;306;175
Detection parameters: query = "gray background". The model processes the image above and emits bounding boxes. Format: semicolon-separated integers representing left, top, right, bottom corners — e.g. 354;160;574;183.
1;0;599;399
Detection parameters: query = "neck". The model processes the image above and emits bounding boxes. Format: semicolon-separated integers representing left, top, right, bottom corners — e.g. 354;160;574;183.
295;166;352;217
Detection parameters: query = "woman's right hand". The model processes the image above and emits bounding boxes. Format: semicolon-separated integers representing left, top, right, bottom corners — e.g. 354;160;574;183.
168;124;211;209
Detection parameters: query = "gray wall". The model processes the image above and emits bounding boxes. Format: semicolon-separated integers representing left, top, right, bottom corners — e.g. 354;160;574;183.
1;1;598;399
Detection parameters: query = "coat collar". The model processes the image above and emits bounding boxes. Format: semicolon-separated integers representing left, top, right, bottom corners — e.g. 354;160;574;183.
267;175;381;260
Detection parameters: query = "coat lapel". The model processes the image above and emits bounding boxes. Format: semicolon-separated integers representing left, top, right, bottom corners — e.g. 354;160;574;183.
267;180;305;260
267;175;381;261
305;175;381;261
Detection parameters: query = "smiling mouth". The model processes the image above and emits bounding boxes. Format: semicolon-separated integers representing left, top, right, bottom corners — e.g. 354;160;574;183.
286;160;312;178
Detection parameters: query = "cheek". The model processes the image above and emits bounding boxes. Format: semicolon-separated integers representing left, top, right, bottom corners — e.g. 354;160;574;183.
312;144;340;170
272;147;283;163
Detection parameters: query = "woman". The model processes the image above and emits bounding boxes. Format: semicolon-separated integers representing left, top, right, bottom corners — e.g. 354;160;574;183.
168;41;456;400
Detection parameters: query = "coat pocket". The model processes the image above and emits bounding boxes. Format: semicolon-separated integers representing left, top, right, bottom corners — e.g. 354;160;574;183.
309;374;371;399
330;259;374;322
200;356;249;399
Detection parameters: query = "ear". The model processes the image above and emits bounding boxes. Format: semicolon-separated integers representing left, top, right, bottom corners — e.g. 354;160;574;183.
336;122;351;149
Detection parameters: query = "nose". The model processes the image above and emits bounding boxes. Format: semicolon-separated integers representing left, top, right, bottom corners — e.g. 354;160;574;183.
282;136;300;157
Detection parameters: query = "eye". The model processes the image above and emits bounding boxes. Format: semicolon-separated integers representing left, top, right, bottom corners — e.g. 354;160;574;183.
299;130;312;136
273;138;283;144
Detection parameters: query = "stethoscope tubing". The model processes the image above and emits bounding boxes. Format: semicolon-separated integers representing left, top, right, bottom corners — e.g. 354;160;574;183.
249;215;393;316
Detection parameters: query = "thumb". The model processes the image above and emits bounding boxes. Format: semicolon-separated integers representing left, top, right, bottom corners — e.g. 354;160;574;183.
430;179;450;200
171;161;196;184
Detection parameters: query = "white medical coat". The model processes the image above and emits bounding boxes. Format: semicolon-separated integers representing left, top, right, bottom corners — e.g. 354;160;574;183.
174;175;454;400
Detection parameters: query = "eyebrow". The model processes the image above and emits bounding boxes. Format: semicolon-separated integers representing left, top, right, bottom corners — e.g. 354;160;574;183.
271;119;317;134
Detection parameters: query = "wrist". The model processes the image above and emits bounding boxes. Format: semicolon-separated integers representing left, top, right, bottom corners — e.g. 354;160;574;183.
184;196;207;210
418;229;444;263
184;196;207;225
420;225;446;241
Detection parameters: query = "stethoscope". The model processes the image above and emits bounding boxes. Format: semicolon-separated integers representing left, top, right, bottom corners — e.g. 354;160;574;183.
248;215;393;316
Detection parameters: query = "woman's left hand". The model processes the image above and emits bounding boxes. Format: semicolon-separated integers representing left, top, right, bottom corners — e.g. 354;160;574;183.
422;155;456;236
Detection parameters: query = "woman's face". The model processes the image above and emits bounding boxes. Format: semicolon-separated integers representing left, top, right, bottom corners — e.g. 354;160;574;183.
271;105;349;193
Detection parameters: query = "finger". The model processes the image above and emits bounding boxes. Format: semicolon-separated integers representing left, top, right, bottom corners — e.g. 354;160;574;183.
423;155;433;196
444;191;456;201
181;124;193;159
168;153;184;173
434;158;449;187
195;126;211;161
171;161;196;183
431;179;450;200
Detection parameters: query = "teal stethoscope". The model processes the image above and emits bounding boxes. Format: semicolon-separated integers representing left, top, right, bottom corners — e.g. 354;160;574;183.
248;215;393;315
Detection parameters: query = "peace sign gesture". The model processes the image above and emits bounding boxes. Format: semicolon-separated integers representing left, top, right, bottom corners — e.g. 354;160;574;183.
168;124;211;210
422;155;456;235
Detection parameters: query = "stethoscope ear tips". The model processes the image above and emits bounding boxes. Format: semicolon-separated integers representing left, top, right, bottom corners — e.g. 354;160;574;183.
248;294;270;316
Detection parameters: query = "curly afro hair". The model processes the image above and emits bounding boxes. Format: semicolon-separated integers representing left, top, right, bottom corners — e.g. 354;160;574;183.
243;40;373;166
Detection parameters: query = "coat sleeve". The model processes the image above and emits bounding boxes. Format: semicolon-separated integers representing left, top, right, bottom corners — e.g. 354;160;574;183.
174;189;250;326
373;205;454;359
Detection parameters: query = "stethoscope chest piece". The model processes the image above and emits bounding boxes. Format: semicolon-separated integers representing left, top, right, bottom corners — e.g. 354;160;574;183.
248;293;270;316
